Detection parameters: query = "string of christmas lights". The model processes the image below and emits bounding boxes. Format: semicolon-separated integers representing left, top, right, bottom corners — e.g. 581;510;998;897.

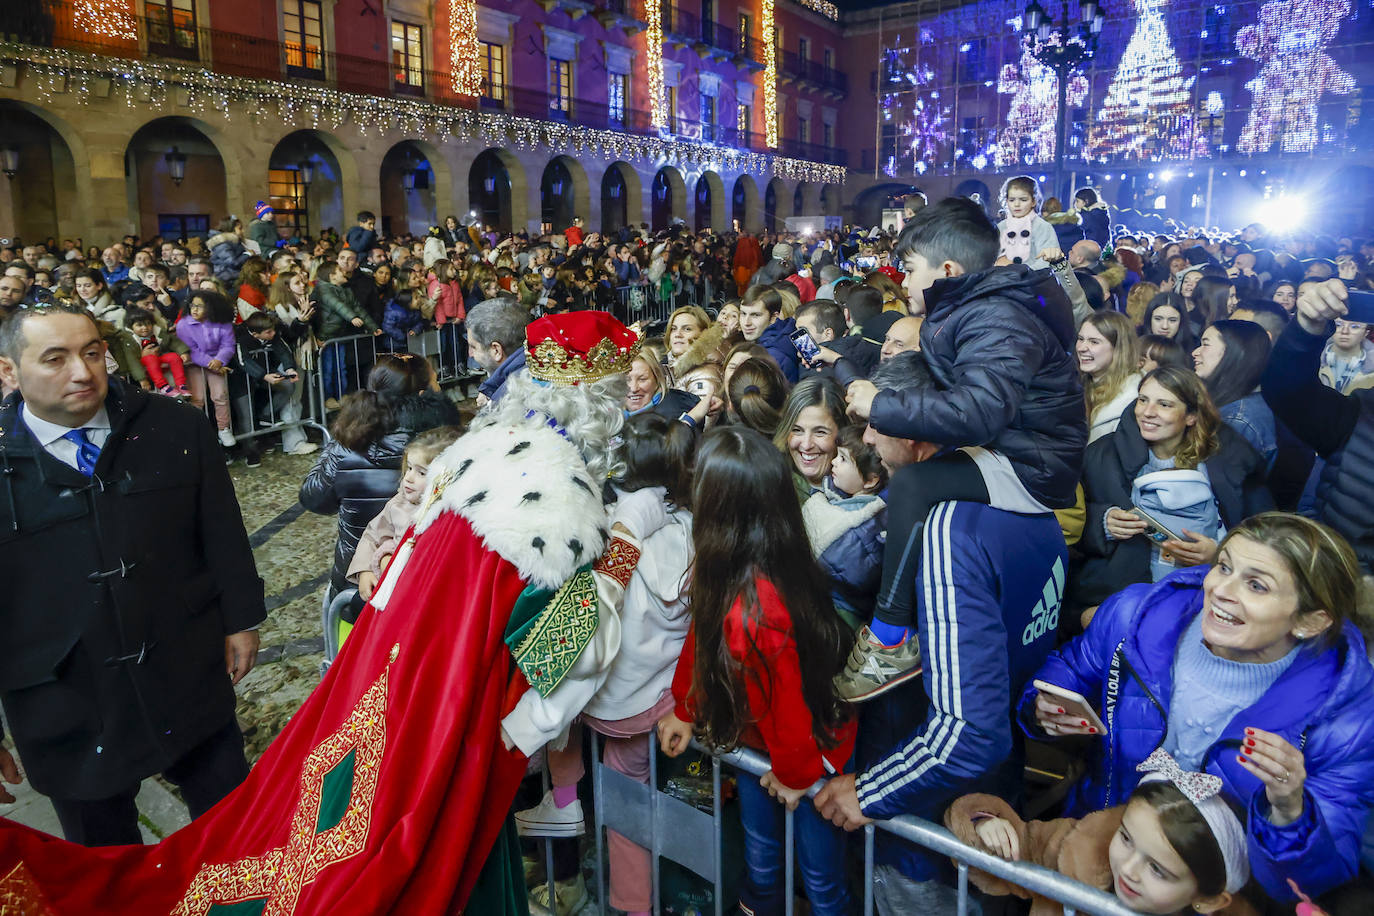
793;0;839;21
0;42;845;184
646;0;666;130
74;0;137;41
448;0;483;97
762;0;778;149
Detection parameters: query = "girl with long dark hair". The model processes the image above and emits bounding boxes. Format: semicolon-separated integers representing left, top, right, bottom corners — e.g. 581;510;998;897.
658;427;855;916
1192;319;1276;462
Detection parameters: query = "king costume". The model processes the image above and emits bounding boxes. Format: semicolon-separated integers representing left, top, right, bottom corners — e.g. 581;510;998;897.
0;312;646;915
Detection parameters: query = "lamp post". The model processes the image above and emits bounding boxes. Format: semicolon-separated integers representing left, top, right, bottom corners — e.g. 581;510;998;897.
297;160;313;237
1020;0;1102;200
0;146;18;180
165;146;187;186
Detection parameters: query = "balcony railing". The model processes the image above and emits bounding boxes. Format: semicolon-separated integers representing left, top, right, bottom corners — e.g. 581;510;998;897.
777;48;848;95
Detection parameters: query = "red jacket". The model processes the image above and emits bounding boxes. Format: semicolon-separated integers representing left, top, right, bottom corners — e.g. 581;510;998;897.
428;278;466;325
564;225;585;247
672;577;855;789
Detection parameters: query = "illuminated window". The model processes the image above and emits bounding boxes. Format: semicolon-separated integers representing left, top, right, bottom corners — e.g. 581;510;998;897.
702;94;716;141
608;72;628;124
550;58;572;117
268;168;309;238
738;102;752;134
481;41;505;103
738;13;751;55
145;0;198;60
391;21;424;91
667;85;678;132
798;116;810;145
283;0;324;77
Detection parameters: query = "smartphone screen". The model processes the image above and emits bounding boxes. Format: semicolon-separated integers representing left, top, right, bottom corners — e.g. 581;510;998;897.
791;328;821;364
1345;288;1374;324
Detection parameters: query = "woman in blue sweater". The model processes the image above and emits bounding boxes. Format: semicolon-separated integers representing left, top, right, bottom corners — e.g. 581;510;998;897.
1021;512;1374;903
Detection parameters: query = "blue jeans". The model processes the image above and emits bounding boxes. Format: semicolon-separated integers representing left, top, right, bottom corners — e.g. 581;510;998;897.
320;340;347;401
736;772;853;916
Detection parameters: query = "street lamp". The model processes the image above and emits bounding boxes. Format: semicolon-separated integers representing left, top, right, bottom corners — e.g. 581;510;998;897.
164;146;187;186
1020;0;1101;200
0;146;18;180
296;160;314;187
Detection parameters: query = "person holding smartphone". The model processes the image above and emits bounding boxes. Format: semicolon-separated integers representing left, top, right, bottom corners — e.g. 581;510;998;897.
1073;367;1272;622
1263;277;1374;573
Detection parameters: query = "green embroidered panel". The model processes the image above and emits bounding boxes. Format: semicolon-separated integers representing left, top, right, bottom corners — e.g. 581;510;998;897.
316;748;357;834
506;567;599;698
207;899;268;915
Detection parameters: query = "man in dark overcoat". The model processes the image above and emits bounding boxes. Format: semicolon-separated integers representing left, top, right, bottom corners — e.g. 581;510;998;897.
0;305;265;845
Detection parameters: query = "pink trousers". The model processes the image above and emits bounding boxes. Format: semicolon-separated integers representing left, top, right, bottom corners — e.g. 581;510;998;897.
547;692;673;913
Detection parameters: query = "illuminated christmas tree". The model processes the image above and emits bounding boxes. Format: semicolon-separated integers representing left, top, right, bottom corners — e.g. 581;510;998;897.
1093;0;1196;159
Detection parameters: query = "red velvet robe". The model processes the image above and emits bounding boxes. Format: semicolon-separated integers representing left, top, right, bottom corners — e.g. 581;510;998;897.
0;512;530;915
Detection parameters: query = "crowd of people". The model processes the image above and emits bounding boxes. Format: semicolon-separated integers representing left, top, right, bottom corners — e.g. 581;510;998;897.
4;175;1374;916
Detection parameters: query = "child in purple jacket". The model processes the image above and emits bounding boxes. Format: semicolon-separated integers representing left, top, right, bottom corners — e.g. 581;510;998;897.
176;290;238;446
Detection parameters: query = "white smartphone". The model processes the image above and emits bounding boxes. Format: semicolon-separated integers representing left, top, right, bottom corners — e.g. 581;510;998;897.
1033;679;1108;735
1130;505;1182;545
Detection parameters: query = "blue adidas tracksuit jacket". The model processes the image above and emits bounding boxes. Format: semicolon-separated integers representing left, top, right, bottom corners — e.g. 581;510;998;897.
854;501;1068;880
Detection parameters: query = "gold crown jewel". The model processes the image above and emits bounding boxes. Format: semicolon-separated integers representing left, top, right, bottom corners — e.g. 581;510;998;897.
528;335;641;385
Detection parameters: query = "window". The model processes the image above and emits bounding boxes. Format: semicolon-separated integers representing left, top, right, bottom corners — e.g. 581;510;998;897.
157;214;210;241
798;117;810;145
550;58;572;117
738;102;752;135
701;94;716;141
798;36;809;63
145;0;198;61
957;38;986;83
481;41;505;104
608;72;628;125
283;0;324;77
701;0;714;45
391;21;424;92
823;47;833;72
738;13;751;55
268;168;309;238
667;85;678;132
823;121;833;148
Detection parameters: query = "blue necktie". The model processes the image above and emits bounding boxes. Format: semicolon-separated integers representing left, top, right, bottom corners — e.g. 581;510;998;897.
62;428;101;477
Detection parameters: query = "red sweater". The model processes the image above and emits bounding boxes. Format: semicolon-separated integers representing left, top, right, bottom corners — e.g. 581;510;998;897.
672;577;855;790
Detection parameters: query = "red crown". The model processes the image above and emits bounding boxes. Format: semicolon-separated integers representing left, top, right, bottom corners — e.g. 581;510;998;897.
525;312;641;385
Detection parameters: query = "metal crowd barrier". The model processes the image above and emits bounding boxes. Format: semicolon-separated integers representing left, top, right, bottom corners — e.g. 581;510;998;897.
534;732;1138;916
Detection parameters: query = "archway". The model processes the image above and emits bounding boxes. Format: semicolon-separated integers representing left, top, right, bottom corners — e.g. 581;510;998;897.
125;116;228;242
267;130;346;242
600;162;641;237
651;166;686;231
0;103;79;243
732;174;759;232
819;183;841;217
538;158;577;233
694;171;725;232
469;149;516;233
764;177;791;233
380;141;437;238
853;182;925;231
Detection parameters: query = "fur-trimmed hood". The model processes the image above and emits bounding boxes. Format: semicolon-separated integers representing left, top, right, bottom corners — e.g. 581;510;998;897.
673;322;730;377
802;490;884;557
1043;210;1081;226
411;423;609;590
206;230;240;250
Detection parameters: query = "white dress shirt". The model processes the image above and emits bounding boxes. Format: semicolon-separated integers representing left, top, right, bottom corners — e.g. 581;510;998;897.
21;405;113;472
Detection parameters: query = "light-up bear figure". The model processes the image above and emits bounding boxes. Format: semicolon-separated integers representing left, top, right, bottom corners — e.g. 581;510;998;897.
995;45;1088;167
1236;0;1355;154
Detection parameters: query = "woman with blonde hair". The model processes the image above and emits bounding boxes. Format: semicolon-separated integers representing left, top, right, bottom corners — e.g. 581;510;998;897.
666;305;712;358
1077;310;1143;443
1124;279;1158;327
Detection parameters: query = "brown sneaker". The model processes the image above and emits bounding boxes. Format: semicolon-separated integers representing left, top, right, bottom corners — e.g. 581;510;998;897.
834;625;923;702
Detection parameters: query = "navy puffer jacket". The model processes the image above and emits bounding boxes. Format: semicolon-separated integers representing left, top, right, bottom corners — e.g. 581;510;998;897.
868;265;1085;508
1019;567;1374;900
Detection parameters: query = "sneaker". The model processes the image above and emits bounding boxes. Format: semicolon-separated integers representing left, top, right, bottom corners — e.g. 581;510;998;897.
324;398;342;410
217;428;237;447
157;384;176;396
173;386;192;399
833;625;923;703
527;875;587;916
514;790;585;838
287;442;320;456
244;451;262;469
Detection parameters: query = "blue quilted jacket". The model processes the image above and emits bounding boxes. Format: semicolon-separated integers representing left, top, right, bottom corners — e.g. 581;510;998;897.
1018;566;1374;899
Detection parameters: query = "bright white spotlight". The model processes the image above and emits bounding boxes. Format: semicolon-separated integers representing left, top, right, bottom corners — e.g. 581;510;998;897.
1160;169;1174;182
1252;194;1306;230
